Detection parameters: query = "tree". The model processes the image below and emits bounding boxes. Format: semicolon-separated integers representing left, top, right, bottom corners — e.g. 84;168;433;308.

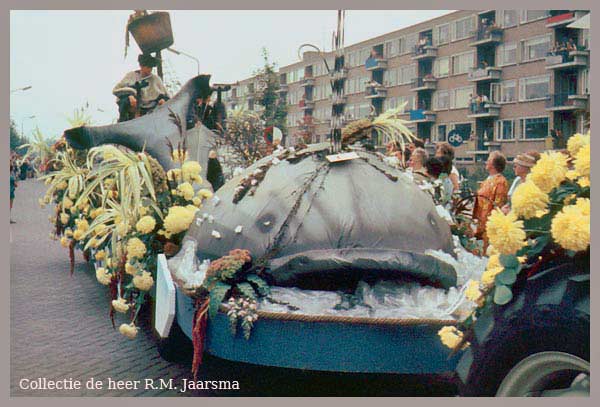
10;119;28;152
253;48;287;136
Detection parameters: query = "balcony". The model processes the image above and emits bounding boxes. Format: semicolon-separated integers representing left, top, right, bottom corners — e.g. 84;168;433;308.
299;99;315;110
300;77;315;87
365;57;388;71
411;77;437;91
468;67;502;82
365;85;387;99
545;50;589;70
469;27;503;47
408;109;436;123
277;83;288;93
330;67;349;80
545;93;589;111
411;46;437;61
468;103;501;118
331;94;347;105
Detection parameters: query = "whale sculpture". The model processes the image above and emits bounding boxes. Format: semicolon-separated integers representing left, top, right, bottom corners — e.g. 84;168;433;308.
64;74;457;291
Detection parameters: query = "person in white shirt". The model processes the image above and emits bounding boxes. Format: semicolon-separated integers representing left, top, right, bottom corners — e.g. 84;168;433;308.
435;142;461;193
502;151;541;214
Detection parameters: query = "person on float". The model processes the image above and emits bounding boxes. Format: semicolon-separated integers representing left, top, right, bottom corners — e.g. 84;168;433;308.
501;151;540;214
408;147;429;183
434;142;461;192
113;54;169;122
473;151;509;251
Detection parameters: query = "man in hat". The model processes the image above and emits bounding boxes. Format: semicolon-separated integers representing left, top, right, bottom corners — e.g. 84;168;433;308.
502;151;541;214
113;53;170;122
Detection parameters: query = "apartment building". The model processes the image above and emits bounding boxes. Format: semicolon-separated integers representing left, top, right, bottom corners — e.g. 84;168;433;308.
224;10;590;164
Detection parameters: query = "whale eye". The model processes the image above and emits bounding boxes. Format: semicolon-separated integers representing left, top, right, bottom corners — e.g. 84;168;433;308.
257;213;276;233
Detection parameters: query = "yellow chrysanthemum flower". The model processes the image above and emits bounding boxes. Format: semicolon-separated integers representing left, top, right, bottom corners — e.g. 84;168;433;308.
481;254;503;286
486;210;526;255
551;204;590;252
119;323;138;339
164;206;196;235
64;228;73;237
139;206;148;216
438;326;466;350
511;180;549;220
126;237;147;260
192;197;202;207
112;298;130;313
125;262;137;275
75;218;89;232
567;133;590;156
166;168;182;182
135;216;156;234
116;222;130;238
72;229;84;241
575;198;590;216
574;143;590;179
133;271;154;291
578;177;590;188
60;236;70;248
182;160;202;183
465;280;484;305
197;189;214;200
177;182;195;201
529;151;569;193
95;250;106;261
56;180;68;190
96;267;112;285
63;197;74;209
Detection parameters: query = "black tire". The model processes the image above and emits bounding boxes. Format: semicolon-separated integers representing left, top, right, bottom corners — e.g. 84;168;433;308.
456;261;589;396
155;317;194;364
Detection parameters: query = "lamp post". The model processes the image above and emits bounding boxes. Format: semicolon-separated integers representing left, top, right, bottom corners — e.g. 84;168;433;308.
21;115;36;138
166;47;200;75
11;85;32;94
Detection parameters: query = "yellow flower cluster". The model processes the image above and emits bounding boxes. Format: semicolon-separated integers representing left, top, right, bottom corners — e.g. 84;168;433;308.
171;149;188;164
551;200;590;252
95;250;106;261
60;236;70;248
574;143;590;179
60;213;70;225
438;326;466;350
133;271;154;291
529;151;569;193
126;238;147;261
176;182;195;201
135;216;156;234
96;267;112;285
465;280;484;305
112;298;130;313
56;180;68;190
167;168;182;182
116;222;130;238
163;206;196;235
197;189;213;200
182;161;203;184
63;197;74;209
567;133;590;156
125;262;138;275
486;210;526;255
511;180;549;220
481;254;503;286
119;323;138;339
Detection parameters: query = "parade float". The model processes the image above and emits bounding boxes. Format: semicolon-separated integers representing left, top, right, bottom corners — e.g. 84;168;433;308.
38;10;589;397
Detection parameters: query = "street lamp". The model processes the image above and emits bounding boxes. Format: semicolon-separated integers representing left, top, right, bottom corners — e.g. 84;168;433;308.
11;85;32;94
21;115;36;138
166;47;200;75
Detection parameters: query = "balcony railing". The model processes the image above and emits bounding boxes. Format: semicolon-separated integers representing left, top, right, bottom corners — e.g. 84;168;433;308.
412;45;437;59
545;93;588;110
470;27;503;46
365;85;387;99
545;49;589;69
468;67;502;81
408;109;436;122
468;103;501;117
411;77;437;91
365;57;388;71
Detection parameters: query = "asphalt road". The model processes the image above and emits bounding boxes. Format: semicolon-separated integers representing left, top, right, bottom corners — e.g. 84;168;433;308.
10;179;458;397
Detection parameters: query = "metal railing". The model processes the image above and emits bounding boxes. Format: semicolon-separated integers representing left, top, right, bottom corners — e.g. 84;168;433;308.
545;93;577;108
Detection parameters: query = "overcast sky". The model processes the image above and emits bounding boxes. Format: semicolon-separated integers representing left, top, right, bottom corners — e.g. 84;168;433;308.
10;10;451;139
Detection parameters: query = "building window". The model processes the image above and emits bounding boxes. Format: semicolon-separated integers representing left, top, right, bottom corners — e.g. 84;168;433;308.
434;56;450;77
501;10;518;28
453;16;475;41
452;51;474;75
497;42;517;66
519;75;550;101
436;24;450;45
521;35;551;62
399;33;418;54
435;124;447;142
398;64;417;85
499;80;517;103
384;40;399;57
383;68;398;87
520;10;549;24
496;119;515;140
520;117;549;139
452;87;472;109
434;90;451;110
